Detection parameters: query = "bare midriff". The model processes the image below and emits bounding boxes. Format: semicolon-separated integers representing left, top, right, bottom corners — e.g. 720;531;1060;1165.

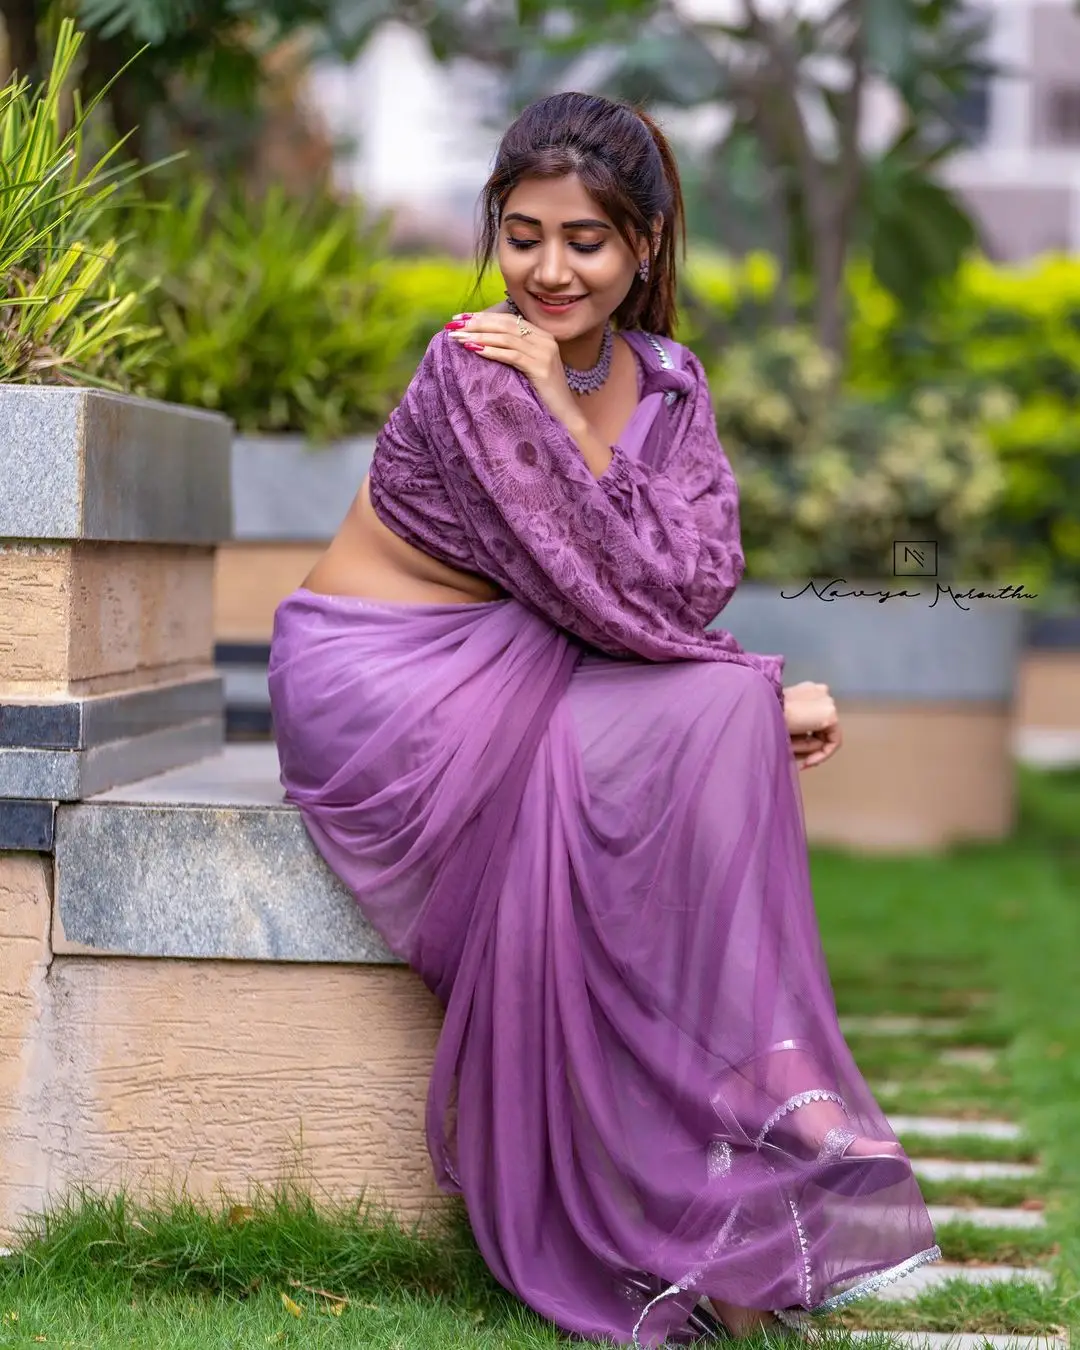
301;474;511;606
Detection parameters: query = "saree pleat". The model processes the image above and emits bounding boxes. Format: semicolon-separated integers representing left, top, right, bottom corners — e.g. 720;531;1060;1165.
268;328;938;1347
269;594;939;1346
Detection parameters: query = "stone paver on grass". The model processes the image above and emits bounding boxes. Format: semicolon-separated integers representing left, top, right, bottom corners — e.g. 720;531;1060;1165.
889;1117;1024;1141
868;1264;1054;1301
844;1333;1067;1350
840;1017;965;1036
913;1161;1040;1183
926;1206;1047;1230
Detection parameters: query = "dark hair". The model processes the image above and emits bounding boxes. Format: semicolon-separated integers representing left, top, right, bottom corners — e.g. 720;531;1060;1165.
472;92;687;337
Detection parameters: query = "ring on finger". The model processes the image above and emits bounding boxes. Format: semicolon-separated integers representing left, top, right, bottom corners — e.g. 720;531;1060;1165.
516;315;532;337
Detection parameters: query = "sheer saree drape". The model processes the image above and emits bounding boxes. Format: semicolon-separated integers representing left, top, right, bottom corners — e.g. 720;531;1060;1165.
268;330;939;1347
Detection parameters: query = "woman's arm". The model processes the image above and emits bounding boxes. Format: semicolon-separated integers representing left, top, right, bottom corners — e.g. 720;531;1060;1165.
413;331;786;698
592;347;745;630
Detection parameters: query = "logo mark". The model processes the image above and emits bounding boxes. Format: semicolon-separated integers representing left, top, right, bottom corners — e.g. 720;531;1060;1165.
893;541;938;577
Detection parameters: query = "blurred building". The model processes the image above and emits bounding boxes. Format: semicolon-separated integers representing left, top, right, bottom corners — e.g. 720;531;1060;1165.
307;0;1080;260
944;0;1080;257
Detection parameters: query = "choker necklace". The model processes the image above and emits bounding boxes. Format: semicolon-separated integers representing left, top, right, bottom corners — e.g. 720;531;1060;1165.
506;293;613;395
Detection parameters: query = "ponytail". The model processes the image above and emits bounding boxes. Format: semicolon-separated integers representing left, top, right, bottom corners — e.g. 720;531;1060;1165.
617;104;687;338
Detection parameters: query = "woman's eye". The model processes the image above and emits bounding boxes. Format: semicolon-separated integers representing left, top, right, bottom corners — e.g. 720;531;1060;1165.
505;237;603;254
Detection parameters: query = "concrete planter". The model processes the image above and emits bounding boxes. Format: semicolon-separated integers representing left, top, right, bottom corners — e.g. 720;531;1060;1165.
714;579;1028;852
219;434;375;631
1014;610;1080;765
215;434;377;733
0;386;232;843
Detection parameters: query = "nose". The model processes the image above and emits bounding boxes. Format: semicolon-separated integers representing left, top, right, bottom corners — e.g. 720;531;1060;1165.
532;240;576;290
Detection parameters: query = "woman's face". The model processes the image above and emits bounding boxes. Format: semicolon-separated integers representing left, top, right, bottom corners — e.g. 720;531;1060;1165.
498;173;652;335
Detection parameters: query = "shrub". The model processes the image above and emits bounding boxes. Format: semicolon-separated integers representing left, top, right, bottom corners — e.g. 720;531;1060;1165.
848;257;1080;605
0;20;159;387
702;327;1012;584
126;188;503;442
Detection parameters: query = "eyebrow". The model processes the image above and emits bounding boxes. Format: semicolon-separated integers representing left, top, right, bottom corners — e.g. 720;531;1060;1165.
503;212;611;230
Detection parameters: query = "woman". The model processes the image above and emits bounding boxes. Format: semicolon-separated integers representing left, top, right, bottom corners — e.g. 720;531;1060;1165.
268;92;940;1345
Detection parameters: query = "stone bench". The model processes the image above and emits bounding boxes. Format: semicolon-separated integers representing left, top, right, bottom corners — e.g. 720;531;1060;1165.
0;389;446;1243
1;745;447;1245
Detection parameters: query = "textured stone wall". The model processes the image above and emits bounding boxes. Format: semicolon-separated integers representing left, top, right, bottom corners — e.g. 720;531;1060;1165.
0;854;55;1232
0;849;447;1244
0;544;215;697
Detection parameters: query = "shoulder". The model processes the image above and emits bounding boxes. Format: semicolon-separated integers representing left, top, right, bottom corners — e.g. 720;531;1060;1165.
417;325;520;401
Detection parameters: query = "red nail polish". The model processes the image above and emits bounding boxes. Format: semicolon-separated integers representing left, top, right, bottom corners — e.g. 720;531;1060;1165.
444;320;467;330
462;342;484;351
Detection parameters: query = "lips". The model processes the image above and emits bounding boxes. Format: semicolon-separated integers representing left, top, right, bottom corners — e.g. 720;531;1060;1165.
529;292;587;313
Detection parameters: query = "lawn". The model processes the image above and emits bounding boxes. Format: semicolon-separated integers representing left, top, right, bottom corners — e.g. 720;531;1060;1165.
0;765;1077;1348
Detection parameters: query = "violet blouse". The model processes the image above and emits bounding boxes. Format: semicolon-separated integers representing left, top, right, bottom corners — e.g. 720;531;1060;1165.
367;326;785;699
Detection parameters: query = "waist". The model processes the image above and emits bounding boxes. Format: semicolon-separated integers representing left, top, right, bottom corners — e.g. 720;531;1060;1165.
305;475;509;606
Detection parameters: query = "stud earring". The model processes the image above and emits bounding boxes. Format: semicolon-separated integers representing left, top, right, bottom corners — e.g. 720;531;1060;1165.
638;257;649;282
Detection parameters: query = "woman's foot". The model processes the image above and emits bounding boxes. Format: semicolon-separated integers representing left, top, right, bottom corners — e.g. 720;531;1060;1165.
761;1092;902;1164
707;1297;780;1337
763;1094;910;1196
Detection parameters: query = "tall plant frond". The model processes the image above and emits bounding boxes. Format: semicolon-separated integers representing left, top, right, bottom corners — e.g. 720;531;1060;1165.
0;18;162;385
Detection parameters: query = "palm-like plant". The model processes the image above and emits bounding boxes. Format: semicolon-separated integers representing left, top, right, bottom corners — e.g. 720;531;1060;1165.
0;17;160;384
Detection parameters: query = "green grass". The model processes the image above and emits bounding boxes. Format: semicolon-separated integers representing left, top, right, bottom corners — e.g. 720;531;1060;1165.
932;1220;1057;1266
916;1176;1045;1208
0;765;1077;1347
898;1133;1040;1163
812;763;1080;1341
828;1279;1070;1336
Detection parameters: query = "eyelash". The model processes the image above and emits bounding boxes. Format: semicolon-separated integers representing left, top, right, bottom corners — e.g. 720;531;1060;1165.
505;237;604;253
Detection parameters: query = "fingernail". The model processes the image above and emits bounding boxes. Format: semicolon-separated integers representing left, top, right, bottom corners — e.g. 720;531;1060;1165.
462;342;484;351
444;320;468;330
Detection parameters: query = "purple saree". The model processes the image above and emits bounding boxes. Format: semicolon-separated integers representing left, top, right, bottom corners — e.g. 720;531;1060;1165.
268;328;940;1346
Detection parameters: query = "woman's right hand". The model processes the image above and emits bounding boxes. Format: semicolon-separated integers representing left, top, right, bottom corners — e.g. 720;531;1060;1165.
782;681;842;770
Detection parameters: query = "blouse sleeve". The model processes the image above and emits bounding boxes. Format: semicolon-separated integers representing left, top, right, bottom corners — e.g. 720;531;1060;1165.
596;346;744;631
420;331;785;699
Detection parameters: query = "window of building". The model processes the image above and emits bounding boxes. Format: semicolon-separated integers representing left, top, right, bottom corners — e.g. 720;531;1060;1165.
1045;85;1080;145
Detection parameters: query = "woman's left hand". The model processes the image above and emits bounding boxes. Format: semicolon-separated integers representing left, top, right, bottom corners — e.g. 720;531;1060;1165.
445;312;579;428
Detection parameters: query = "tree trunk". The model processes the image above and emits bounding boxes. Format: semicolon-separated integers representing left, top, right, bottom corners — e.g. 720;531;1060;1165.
82;28;152;165
1;0;41;81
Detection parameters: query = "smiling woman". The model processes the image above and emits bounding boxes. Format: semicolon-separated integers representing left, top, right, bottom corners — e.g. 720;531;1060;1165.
268;90;938;1349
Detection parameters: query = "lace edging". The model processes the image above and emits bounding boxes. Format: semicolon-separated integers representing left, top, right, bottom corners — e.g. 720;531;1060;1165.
809;1243;942;1314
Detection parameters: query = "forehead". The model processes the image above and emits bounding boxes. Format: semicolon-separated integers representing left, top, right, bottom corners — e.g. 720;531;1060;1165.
501;172;611;224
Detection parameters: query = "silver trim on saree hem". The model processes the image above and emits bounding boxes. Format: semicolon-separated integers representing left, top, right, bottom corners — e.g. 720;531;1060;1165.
811;1243;942;1312
786;1196;813;1306
631;1280;685;1347
754;1089;848;1148
768;1243;943;1320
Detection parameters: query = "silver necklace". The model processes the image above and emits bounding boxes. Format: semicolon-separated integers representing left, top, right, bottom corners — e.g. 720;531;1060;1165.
505;293;613;395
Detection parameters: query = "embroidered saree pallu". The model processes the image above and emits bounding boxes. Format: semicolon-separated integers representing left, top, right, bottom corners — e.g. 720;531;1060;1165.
268;329;939;1347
